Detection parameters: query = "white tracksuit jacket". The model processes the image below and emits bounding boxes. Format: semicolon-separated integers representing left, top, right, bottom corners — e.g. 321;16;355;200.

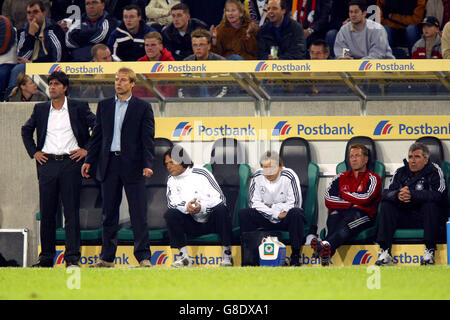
166;167;225;223
249;167;302;223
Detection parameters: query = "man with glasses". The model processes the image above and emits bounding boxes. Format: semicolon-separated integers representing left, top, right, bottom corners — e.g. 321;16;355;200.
65;0;118;62
179;28;227;98
107;4;156;61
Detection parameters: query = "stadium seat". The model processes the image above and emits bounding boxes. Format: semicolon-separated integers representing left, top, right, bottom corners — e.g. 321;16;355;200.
392;136;450;241
274;137;319;244
117;138;173;242
35;177;103;242
321;136;386;243
187;138;251;244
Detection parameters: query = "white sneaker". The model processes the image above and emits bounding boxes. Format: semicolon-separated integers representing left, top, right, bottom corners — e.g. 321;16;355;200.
220;256;233;267
421;248;435;265
171;255;192;268
375;249;394;266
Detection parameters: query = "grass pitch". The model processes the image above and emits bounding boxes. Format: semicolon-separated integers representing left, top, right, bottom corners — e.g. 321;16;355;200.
1;266;449;300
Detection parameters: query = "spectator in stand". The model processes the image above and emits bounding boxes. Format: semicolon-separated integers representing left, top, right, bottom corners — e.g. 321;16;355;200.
291;0;332;48
2;0;50;30
0;15;16;101
210;0;258;60
72;43;114;99
135;31;177;99
179;28;227;98
107;0;147;22
6;0;67;100
145;0;180;32
442;21;450;58
411;16;442;59
377;0;425;57
91;42;111;61
65;0;118;62
426;0;450;30
181;0;226;28
309;39;330;60
8;72;48;101
108;4;155;61
247;0;268;26
161;3;207;61
334;0;394;59
138;31;175;61
257;0;306;60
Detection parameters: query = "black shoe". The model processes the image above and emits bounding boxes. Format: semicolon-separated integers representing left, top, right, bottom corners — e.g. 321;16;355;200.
32;260;53;268
290;254;301;266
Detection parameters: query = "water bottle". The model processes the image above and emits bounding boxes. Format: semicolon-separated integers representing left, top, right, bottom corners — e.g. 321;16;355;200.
447;218;450;265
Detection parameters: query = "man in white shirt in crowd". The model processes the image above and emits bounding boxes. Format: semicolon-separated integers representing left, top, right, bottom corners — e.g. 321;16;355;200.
238;151;305;266
164;145;233;267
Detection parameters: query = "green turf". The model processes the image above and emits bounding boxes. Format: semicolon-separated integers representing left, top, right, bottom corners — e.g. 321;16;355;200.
1;266;449;300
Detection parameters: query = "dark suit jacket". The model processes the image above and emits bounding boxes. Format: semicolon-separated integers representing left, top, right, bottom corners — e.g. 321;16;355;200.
85;95;155;183
21;99;96;159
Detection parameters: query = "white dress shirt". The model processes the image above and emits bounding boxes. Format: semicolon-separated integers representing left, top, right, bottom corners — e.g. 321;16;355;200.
42;97;80;155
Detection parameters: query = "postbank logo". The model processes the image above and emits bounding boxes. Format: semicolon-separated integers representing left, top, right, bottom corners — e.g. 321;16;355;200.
373;120;394;135
272;121;292;136
54;250;65;265
151;250;168;265
352;250;373;265
49;63;63;74
151;62;165;73
255;61;269;72
173;122;193;137
359;61;373;71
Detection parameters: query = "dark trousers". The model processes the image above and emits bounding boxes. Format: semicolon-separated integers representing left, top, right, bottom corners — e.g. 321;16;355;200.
38;157;82;264
100;155;151;263
238;207;305;253
325;208;373;255
376;200;444;250
164;204;232;249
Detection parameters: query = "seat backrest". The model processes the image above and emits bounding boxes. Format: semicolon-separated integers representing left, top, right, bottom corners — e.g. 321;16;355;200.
146;138;173;229
79;178;102;230
342;136;377;172
416;136;444;166
279;137;311;206
209;138;246;225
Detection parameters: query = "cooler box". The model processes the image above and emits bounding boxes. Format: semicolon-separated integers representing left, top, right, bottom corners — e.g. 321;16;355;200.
258;236;286;266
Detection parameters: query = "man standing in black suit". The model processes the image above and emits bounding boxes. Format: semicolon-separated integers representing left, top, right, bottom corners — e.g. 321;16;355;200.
21;71;96;267
82;67;155;268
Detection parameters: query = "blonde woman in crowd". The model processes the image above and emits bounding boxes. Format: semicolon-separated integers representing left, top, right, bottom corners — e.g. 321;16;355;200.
8;72;48;102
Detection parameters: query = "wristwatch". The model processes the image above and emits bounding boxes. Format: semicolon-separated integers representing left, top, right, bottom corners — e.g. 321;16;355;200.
307;27;315;34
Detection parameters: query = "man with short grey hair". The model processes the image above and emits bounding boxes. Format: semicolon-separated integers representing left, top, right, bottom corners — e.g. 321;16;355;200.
376;142;447;266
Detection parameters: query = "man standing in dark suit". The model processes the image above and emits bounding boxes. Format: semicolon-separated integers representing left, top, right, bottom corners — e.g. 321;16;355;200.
82;67;155;268
21;71;96;267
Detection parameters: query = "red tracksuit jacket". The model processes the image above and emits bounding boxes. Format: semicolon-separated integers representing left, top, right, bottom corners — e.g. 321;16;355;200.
324;170;382;218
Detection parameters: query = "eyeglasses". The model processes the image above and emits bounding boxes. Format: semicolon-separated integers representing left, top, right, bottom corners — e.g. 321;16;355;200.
192;43;208;48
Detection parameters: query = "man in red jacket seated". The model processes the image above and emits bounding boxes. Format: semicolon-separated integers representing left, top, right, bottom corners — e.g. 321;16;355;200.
138;31;175;61
311;144;382;266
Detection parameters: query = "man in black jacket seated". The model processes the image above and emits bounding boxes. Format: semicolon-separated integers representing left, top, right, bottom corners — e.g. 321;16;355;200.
375;142;448;266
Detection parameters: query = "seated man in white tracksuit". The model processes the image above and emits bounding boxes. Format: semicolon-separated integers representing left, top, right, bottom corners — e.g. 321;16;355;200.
163;146;233;267
239;151;305;266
